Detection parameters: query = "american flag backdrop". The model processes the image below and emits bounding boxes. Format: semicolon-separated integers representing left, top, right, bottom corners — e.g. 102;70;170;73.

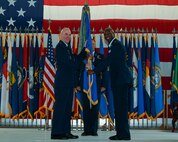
0;0;178;118
43;0;178;92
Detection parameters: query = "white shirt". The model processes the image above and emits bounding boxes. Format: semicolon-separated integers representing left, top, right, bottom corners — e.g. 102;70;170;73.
108;38;116;48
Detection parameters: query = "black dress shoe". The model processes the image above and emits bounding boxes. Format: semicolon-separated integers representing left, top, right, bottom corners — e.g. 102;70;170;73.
91;132;98;136
81;132;91;136
66;133;79;139
51;134;68;140
109;135;131;140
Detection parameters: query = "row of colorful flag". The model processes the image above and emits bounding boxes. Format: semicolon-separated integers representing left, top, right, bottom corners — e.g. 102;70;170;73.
98;31;178;120
0;28;55;119
0;29;177;120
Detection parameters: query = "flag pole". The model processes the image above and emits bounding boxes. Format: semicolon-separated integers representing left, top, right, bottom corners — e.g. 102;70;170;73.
88;28;96;109
58;27;61;41
87;51;92;109
44;19;52;131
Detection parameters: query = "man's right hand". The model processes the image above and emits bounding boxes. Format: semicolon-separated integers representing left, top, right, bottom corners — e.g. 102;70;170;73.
87;69;94;75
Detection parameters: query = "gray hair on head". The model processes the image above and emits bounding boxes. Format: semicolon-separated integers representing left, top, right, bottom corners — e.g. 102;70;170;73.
61;27;70;33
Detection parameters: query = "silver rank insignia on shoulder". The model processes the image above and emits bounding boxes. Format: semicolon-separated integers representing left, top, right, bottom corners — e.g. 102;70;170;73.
107;66;110;71
97;55;101;59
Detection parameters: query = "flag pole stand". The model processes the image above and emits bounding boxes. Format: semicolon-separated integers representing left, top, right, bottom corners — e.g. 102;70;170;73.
38;92;51;131
44;106;50;131
44;94;51;131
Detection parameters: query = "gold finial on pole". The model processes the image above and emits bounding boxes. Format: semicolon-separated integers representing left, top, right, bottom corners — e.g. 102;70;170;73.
99;27;103;34
115;27;119;39
14;27;18;36
5;27;8;33
172;28;176;35
146;28;149;33
24;27;27;34
41;27;45;34
72;27;76;33
26;27;30;34
58;27;61;41
48;19;52;27
84;1;88;6
0;26;3;34
141;28;145;35
58;27;61;33
129;27;132;33
19;27;22;34
77;27;80;34
151;28;154;35
91;27;95;34
125;27;127;33
115;27;119;33
36;27;39;34
8;27;12;35
31;27;35;34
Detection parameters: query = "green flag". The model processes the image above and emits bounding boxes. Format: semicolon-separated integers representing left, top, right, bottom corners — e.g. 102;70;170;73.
172;47;178;93
78;3;90;54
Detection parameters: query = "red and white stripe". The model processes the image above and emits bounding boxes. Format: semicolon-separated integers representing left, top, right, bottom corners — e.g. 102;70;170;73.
43;57;55;104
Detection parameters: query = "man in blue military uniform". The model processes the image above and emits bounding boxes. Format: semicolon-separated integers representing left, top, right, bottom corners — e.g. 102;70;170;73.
88;27;132;140
51;27;88;140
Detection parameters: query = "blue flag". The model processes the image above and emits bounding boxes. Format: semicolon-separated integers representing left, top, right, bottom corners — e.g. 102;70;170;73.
82;6;98;105
137;35;145;118
99;90;108;118
99;34;108;118
85;12;92;53
83;62;98;105
120;33;124;45
10;34;19;119
99;35;104;55
154;35;164;118
150;35;156;118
